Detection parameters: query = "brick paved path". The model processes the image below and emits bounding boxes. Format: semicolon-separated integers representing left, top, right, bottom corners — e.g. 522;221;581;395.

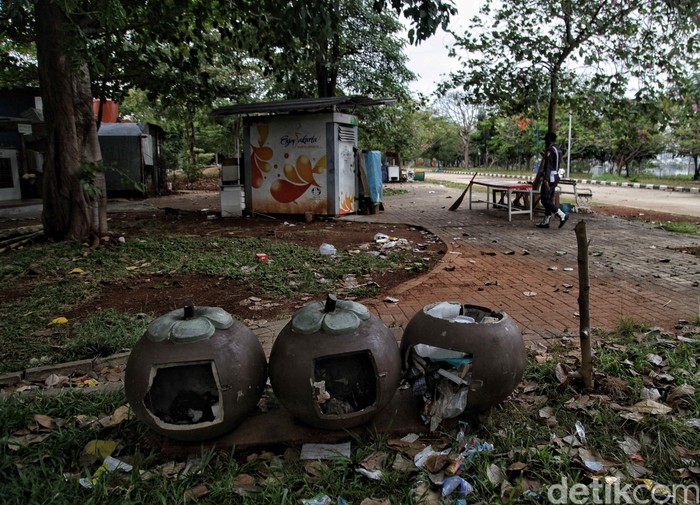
342;182;700;345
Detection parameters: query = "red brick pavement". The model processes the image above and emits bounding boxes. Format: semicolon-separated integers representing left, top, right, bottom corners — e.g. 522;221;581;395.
342;182;700;345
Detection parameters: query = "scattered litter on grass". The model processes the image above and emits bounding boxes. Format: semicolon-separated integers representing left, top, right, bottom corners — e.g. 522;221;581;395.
79;455;133;488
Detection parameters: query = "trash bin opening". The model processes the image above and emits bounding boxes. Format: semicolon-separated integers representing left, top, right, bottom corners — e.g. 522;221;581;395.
405;347;474;431
313;351;378;417
424;301;503;324
144;361;222;429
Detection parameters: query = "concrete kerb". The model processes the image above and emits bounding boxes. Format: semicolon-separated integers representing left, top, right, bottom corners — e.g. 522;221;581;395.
426;169;700;194
0;320;291;398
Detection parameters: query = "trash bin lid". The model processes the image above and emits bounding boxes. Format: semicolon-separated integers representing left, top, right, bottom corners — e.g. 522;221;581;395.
146;303;234;344
291;295;370;335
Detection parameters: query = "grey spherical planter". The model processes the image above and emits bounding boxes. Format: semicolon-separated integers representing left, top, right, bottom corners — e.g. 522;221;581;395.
125;302;267;441
269;295;401;430
400;302;526;413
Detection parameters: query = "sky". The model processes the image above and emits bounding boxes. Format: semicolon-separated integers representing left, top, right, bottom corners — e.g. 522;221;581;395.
402;2;483;97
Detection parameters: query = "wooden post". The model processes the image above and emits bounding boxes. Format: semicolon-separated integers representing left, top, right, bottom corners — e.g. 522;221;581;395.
575;220;594;391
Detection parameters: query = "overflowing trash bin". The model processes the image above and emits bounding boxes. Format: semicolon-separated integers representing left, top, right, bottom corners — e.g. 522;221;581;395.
269;295;401;430
125;302;267;441
400;302;526;431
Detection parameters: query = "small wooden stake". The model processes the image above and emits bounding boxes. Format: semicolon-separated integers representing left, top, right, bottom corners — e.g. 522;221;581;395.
575;220;594;391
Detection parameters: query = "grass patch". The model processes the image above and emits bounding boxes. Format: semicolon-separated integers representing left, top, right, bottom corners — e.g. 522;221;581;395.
1;324;698;503
383;187;409;197
657;221;699;234
0;235;432;373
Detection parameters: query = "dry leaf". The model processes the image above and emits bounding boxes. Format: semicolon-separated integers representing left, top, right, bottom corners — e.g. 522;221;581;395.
578;448;604;473
391;454;416;473
424;454;450;473
617;436;642;456
412;481;440;505
110;405;132;425
539;406;554;419
667;384;695;404
232;473;256;486
619;411;645;422
629;399;672;415
646;353;664;366
83;439;118;459
304;460;328;482
159;461;186;478
361;451;387;471
33;414;55;430
184;484;209;499
507;461;528;472
626;461;651;478
49;317;68;325
555;364;570;384
6;433;50;450
74;414;99;429
487;463;506;485
360;499;391;505
640;387;661;401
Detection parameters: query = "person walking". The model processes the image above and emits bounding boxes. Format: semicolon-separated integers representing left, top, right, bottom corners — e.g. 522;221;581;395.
535;131;568;228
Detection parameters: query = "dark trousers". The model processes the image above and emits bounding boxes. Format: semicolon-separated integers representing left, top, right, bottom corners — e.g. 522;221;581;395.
541;184;558;216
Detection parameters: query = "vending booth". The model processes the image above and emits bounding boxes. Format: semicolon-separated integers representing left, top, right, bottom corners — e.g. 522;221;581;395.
212;96;395;217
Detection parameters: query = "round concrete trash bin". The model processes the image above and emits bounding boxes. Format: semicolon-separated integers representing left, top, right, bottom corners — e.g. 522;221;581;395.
269;295;402;430
125;302;267;441
400;302;525;426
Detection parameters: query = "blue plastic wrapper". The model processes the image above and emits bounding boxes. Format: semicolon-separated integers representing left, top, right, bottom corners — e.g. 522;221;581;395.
301;496;332;505
442;476;474;498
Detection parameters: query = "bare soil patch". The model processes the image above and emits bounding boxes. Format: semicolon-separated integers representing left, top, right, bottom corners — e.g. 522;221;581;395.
64;213;444;322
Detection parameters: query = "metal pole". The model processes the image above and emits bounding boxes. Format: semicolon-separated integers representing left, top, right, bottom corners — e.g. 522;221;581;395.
567;110;572;179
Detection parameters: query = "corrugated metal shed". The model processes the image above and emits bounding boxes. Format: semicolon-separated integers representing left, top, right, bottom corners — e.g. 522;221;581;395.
212;96;396;116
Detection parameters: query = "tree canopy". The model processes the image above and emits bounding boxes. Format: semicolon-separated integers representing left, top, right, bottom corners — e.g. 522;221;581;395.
0;0;456;241
449;0;700;134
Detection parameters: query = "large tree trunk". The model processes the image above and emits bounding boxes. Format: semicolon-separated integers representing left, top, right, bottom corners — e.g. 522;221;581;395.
36;0;106;242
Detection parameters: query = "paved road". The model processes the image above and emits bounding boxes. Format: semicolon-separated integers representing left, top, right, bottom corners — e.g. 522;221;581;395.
426;171;700;218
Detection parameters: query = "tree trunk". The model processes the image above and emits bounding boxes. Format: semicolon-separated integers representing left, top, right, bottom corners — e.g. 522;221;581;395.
36;0;106;242
187;117;197;166
693;155;699;181
462;137;470;169
547;70;559;134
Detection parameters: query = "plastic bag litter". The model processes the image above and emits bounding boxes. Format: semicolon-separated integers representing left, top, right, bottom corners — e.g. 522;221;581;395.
413;344;467;361
442;476;474;498
429;382;470;431
426;301;462;320
319;243;337;255
301;496;332;505
414;445;451;468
